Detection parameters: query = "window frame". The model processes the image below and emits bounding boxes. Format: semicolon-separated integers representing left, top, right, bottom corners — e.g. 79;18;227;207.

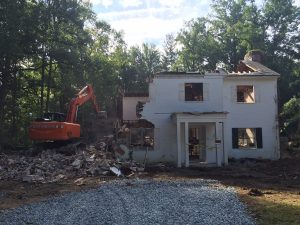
129;127;154;150
232;127;263;150
236;85;255;104
184;83;204;102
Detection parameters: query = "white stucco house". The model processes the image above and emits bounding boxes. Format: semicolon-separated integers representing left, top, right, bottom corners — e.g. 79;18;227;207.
125;55;280;167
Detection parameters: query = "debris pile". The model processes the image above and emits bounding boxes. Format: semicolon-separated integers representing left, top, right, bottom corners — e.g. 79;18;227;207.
0;141;144;183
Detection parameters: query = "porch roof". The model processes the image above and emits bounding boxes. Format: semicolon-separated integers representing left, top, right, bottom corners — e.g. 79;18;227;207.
171;111;228;123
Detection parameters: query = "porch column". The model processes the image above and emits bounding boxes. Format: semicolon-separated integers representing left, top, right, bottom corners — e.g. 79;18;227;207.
176;121;181;168
216;121;226;166
185;121;189;167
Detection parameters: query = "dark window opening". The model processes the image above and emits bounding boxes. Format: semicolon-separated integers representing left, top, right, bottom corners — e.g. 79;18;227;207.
185;83;203;101
136;101;146;118
116;120;155;150
232;128;263;149
237;85;254;103
130;128;154;149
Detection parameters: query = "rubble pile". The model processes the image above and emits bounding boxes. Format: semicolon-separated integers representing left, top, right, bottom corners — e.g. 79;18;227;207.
0;142;143;183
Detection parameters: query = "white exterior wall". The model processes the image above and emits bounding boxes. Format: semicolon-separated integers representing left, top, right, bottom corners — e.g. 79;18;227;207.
131;73;279;165
130;114;177;163
223;77;280;160
122;96;149;120
140;75;225;163
144;75;224;114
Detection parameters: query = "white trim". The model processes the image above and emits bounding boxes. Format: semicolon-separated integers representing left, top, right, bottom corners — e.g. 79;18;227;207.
185;122;189;167
177;121;181;167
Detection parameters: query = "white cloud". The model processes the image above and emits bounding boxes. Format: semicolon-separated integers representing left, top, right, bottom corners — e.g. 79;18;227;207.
98;7;178;20
109;17;184;46
157;0;185;8
97;0;211;47
120;0;143;8
90;0;113;7
294;0;300;6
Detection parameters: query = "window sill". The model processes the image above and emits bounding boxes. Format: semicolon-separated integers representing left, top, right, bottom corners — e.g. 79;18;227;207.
184;100;204;103
236;102;256;104
130;146;154;151
233;148;258;150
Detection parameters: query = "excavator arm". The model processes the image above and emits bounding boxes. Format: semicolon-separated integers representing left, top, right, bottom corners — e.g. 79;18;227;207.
66;84;100;123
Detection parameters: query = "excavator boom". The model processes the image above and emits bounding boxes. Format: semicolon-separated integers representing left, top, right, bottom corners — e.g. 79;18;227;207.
66;84;100;123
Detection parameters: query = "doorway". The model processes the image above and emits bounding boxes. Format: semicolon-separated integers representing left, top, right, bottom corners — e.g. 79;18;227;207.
188;126;206;162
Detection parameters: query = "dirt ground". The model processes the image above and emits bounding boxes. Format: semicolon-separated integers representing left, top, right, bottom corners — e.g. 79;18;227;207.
1;157;300;224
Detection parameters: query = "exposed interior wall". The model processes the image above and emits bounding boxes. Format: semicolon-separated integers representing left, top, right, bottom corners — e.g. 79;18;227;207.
122;96;149;120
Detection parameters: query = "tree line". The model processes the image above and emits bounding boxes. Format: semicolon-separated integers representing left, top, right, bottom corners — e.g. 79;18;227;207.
0;0;299;147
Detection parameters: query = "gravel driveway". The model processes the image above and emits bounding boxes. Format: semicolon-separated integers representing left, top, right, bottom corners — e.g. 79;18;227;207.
0;179;255;225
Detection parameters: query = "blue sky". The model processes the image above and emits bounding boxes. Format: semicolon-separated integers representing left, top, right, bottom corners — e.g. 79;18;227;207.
89;0;300;48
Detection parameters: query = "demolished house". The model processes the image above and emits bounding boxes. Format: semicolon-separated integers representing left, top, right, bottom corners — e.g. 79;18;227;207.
121;52;280;167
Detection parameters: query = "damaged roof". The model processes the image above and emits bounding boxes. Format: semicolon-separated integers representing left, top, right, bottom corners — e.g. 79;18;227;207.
230;60;280;76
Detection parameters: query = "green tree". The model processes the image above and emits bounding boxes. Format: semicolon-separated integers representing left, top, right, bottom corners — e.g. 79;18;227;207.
261;0;300;107
125;43;161;92
210;0;264;69
176;18;221;72
281;97;300;137
162;33;177;71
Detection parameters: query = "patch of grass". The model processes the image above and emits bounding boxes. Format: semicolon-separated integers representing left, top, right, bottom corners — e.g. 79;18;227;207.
239;191;300;225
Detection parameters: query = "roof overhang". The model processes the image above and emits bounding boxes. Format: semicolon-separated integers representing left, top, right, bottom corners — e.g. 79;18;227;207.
225;74;279;79
171;112;228;123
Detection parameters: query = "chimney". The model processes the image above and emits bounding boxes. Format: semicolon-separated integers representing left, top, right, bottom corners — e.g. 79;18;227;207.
244;50;264;63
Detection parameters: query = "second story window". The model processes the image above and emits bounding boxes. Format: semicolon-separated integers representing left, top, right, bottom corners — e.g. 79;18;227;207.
237;85;255;103
185;83;203;101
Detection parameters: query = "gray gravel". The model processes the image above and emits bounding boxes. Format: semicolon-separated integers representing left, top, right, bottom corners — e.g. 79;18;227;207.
0;179;256;225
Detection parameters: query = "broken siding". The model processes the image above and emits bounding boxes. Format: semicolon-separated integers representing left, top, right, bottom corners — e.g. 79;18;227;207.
122;96;149;120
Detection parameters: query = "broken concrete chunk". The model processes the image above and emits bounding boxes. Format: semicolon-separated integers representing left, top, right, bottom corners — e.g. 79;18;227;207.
110;166;122;176
86;154;95;162
8;159;15;165
120;144;130;155
113;144;125;156
101;171;109;175
136;167;145;172
95;142;106;150
74;177;84;186
71;159;83;169
56;174;65;180
87;167;99;176
0;141;141;184
22;175;44;183
97;160;110;169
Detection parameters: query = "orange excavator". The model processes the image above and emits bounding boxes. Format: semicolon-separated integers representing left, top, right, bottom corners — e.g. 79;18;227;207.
29;84;103;142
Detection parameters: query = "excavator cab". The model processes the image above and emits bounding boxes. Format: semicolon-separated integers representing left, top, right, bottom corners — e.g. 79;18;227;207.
35;112;66;122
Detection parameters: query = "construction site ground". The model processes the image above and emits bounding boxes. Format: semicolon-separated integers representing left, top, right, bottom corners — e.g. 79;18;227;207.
1;157;300;225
